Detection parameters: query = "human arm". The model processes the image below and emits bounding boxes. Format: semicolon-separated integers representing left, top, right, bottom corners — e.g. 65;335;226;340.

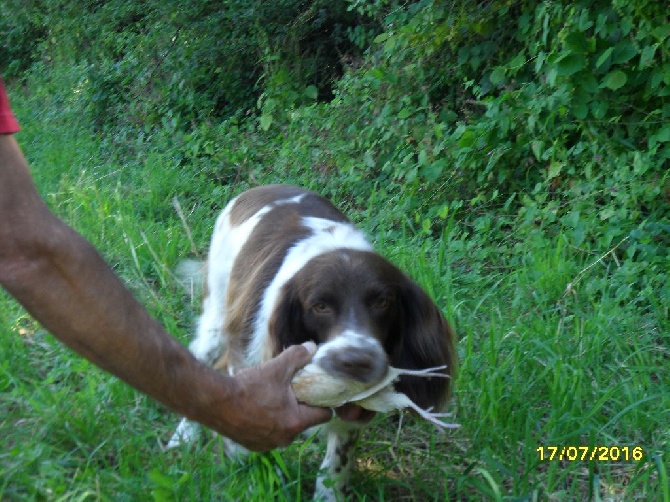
0;131;331;450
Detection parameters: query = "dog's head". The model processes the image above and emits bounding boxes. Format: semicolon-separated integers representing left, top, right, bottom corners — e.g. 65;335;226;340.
270;249;456;410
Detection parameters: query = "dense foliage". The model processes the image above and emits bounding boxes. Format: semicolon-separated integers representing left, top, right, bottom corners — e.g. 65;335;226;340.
1;0;668;499
5;0;665;257
2;0;370;125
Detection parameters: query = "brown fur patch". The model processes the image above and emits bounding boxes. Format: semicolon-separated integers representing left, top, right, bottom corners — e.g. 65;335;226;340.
228;184;349;227
228;185;307;226
224;206;310;357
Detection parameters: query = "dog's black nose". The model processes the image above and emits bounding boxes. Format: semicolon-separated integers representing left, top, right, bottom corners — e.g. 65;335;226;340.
320;347;389;384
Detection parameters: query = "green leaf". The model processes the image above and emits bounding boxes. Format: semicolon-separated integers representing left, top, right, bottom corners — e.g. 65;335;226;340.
639;45;657;68
653;24;670;40
369;68;386;81
490;66;506;85
259;114;273;131
602;70;628;90
572;99;588;119
648;125;670;150
591;99;609;120
548;160;563;179
472;20;494;36
612;41;637;64
418;149;428;165
509;53;526;70
564;31;593;54
421;158;446;182
595;47;614;69
397;108;411;119
650;68;664;90
652;126;670;144
421;218;431;234
556;53;586;76
304;85;318;100
577;73;598;94
458;129;476;149
599;207;615;221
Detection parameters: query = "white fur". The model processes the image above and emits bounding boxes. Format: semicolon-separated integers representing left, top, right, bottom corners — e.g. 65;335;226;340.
315;421;361;502
313;329;384;366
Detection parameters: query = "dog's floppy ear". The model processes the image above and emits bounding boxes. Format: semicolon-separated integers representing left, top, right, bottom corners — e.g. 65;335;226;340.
390;279;457;410
268;279;307;355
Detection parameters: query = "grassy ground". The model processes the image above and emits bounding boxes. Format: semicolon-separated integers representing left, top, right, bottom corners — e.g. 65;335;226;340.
1;86;668;501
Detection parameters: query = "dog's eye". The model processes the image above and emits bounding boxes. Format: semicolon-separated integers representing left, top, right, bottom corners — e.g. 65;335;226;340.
371;297;390;310
311;302;333;315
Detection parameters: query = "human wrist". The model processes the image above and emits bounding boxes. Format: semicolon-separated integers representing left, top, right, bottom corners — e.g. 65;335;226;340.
175;358;241;436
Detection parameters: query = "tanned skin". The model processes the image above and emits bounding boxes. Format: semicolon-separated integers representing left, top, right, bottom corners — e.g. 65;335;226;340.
0;132;335;451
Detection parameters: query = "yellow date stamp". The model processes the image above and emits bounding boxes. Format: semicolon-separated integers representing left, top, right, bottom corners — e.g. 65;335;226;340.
537;446;644;462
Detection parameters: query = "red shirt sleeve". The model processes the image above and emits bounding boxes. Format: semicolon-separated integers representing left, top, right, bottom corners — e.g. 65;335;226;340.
0;77;21;134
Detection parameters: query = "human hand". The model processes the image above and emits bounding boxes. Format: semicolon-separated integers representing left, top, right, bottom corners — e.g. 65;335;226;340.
206;342;333;452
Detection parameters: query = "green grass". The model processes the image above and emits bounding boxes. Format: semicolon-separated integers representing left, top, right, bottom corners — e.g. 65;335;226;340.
1;84;668;501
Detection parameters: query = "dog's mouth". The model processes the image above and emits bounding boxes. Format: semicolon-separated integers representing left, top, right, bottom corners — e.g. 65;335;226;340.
334;403;377;423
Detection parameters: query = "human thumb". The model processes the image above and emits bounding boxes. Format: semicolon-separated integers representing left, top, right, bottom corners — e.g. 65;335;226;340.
275;341;318;381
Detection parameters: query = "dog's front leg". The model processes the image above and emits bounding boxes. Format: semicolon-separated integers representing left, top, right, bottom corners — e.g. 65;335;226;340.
314;421;360;501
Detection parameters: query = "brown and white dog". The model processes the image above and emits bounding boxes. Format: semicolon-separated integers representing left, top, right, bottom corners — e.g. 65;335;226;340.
168;185;456;500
